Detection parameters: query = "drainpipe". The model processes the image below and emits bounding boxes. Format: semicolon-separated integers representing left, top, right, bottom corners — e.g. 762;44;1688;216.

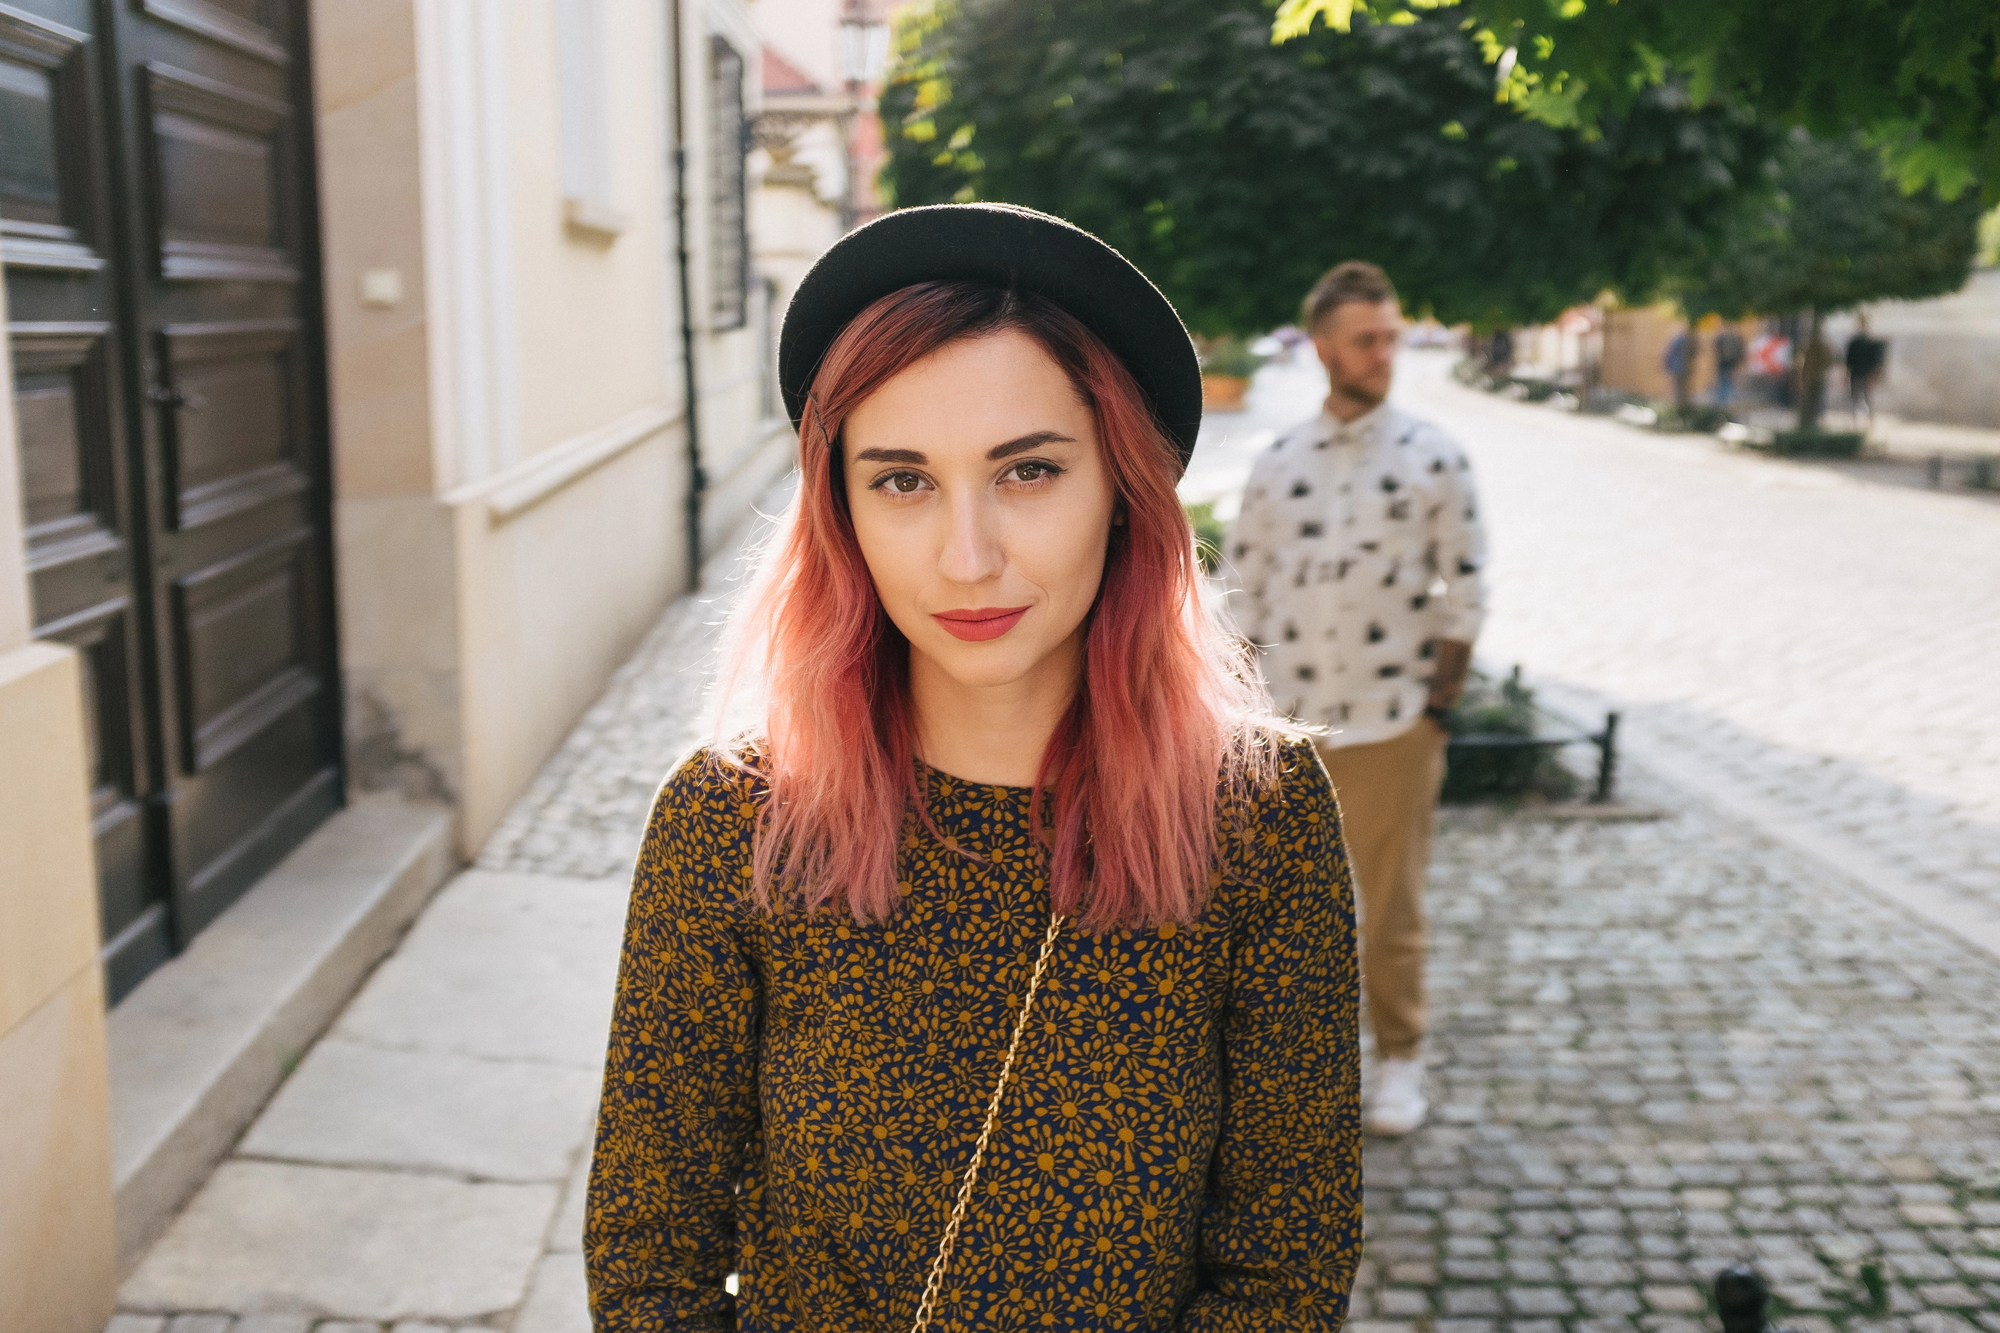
669;0;705;590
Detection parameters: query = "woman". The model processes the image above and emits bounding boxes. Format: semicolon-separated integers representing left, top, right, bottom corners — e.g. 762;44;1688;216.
586;204;1361;1331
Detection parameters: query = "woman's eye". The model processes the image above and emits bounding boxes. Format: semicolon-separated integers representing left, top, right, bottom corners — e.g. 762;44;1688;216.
1008;461;1060;484
873;470;928;495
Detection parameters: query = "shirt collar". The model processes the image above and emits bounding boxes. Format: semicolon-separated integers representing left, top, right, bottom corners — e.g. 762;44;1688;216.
1318;401;1392;446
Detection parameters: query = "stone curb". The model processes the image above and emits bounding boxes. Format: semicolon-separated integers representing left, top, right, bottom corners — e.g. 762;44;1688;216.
107;798;456;1274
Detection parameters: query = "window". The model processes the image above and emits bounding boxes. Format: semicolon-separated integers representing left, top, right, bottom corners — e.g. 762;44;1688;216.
557;0;625;238
708;36;748;329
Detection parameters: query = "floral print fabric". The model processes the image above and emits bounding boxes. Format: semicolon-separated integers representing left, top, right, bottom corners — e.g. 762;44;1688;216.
586;736;1361;1331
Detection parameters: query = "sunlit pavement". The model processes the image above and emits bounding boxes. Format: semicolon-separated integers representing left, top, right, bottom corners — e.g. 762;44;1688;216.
1195;348;2000;950
108;357;2000;1332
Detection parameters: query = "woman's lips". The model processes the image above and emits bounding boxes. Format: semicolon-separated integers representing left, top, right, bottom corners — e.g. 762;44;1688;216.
931;606;1030;642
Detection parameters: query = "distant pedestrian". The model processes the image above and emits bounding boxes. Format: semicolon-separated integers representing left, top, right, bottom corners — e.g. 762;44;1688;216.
1664;324;1697;412
1486;327;1514;376
586;205;1363;1331
1846;316;1887;419
1712;325;1746;408
1225;260;1487;1137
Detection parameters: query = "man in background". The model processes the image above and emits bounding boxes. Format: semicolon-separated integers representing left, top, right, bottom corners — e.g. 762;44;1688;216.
1224;261;1488;1136
1664;323;1697;412
1846;316;1887;419
1712;324;1746;408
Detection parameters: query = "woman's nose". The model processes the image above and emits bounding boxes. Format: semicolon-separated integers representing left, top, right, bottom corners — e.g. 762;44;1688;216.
937;493;1004;586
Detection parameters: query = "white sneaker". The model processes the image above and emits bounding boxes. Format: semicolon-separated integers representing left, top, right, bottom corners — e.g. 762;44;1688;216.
1365;1056;1428;1136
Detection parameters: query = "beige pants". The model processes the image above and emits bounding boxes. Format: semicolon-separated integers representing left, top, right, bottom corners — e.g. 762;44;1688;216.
1316;720;1447;1061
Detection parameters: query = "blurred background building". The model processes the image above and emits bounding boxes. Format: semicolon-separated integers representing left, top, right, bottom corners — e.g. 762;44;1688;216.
0;0;840;1325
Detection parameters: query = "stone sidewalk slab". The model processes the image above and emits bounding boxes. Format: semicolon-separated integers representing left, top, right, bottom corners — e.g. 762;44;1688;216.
331;872;626;1068
107;799;455;1270
514;1253;590;1333
120;1160;556;1320
547;1147;591;1254
239;1038;598;1182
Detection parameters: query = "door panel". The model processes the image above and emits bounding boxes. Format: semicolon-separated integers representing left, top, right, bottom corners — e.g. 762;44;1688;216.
156;316;303;523
141;62;294;282
108;0;340;948
3;0;170;1000
4;0;337;1000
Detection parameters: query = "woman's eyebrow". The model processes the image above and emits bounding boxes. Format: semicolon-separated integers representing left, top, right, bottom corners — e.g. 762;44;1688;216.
987;430;1076;461
852;431;1076;466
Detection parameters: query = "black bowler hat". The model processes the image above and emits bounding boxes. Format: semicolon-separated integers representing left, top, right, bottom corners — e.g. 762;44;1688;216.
778;203;1204;472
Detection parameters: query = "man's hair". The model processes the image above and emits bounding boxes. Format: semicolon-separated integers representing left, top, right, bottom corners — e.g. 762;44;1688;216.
1303;261;1399;331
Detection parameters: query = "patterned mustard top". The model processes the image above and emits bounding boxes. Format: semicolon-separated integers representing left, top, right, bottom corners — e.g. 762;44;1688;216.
585;736;1362;1331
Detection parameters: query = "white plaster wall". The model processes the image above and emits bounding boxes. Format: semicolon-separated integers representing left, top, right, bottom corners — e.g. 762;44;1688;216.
506;0;677;457
1863;268;2000;429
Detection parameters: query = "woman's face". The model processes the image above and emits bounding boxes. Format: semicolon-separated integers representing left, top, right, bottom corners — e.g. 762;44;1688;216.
842;328;1117;695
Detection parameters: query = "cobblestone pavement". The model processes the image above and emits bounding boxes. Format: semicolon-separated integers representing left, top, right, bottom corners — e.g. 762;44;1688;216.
1192;351;2000;948
476;488;791;880
1351;767;2000;1333
1400;351;2000;934
112;771;2000;1332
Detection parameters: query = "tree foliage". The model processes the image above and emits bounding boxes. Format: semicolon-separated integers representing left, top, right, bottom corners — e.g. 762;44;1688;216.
1676;134;1983;322
1673;132;1981;432
881;0;1771;337
1272;0;2000;206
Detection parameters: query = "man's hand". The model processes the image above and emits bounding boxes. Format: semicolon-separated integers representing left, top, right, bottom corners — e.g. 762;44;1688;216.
1427;638;1474;713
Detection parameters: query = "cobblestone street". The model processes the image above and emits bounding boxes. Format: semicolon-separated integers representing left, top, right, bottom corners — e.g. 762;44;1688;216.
1402;353;2000;949
109;356;2000;1331
1354;774;2000;1333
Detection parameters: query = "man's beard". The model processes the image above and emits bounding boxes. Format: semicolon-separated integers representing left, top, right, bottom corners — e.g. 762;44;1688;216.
1331;374;1389;410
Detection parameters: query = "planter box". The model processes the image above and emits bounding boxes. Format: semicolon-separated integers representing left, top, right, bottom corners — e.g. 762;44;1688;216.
1200;374;1249;411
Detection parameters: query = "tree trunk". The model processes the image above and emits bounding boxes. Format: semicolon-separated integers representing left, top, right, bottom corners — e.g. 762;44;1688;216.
1795;307;1831;433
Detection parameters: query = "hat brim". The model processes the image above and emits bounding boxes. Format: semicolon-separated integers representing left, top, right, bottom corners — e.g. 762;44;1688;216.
778;203;1203;472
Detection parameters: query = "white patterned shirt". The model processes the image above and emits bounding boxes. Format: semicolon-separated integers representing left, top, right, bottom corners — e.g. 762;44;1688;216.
1223;402;1488;748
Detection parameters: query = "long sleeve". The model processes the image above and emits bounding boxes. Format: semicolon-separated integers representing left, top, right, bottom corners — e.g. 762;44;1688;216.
1181;742;1363;1331
1221;454;1282;648
587;757;764;1331
1429;438;1487;644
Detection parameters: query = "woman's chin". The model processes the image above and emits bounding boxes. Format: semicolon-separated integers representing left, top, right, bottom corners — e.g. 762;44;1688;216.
912;635;1059;694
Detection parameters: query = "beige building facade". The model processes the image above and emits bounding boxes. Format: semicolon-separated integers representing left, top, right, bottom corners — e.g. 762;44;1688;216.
1;0;791;1325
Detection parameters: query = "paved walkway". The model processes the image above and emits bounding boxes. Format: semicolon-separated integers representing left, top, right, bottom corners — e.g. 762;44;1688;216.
110;355;2000;1331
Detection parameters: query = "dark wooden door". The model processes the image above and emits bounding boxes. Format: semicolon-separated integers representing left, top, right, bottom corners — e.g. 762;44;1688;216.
3;0;338;1002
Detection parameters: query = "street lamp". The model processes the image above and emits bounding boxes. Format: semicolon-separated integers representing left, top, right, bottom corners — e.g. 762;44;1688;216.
836;4;889;229
839;12;889;85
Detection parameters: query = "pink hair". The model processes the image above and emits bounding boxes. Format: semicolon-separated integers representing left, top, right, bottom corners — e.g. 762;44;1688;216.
720;280;1282;931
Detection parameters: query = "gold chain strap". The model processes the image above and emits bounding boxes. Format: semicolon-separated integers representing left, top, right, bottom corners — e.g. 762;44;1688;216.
909;912;1066;1333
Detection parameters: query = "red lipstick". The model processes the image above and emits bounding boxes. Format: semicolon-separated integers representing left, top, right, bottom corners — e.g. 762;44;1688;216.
931;606;1030;642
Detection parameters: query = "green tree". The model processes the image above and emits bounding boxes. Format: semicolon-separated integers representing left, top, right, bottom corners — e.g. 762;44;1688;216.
1675;134;1982;432
882;0;1771;336
1272;0;2000;206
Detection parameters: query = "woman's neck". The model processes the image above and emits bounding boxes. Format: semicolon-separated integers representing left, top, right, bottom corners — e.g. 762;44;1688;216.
907;631;1082;787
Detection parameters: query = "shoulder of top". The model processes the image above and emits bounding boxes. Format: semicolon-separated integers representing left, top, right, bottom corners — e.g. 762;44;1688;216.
1394;413;1468;461
1228;727;1333;810
652;742;769;825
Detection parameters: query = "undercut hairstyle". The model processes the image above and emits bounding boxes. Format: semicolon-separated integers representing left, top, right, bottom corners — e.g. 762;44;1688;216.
718;279;1289;932
1303;261;1399;332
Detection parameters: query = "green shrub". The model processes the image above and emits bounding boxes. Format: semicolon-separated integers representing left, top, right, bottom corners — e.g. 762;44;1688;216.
1198;335;1267;379
1185;500;1227;574
1439;670;1581;804
1771;430;1864;457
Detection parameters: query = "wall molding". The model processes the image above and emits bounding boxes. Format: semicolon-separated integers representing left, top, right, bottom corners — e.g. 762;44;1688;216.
444;401;681;525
